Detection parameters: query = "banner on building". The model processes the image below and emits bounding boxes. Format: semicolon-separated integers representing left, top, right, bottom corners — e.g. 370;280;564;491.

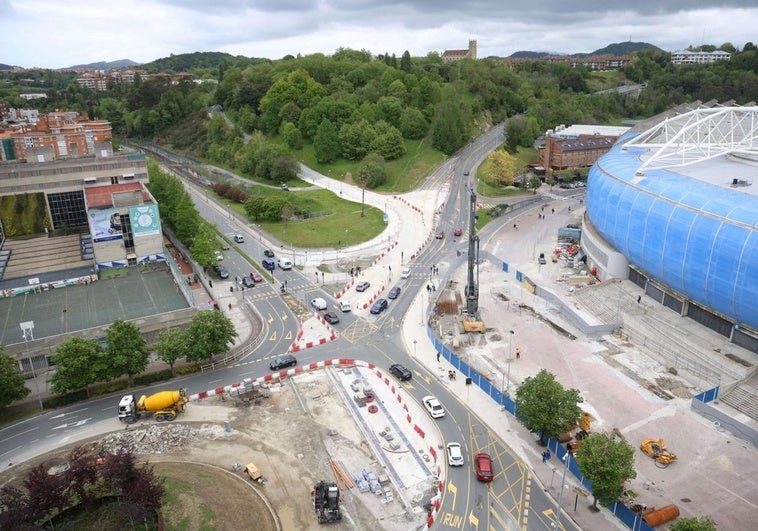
89;207;123;242
129;204;161;237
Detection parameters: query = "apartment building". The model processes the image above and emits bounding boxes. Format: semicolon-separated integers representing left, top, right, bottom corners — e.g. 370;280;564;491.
671;50;731;64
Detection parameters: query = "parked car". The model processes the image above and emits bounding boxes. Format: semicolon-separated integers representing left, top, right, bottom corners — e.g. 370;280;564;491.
454;227;463;237
435;230;444;239
213;264;230;279
388;287;401;299
270;355;297;371
311;297;327;310
277;258;293;270
214;250;224;261
323;312;340;325
538;253;546;265
241;276;255;288
401;268;412;279
250;271;263;283
423;395;445;418
338;300;352;312
370;298;388;314
474;453;494;482
446;443;464;466
262;258;276;271
263;249;275;257
389;363;412;381
280;183;289;191
356;281;370;292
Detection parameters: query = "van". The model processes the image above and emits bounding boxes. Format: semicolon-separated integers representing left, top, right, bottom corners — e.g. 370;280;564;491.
278;258;293;270
233;234;245;243
311;297;327;310
262;258;275;271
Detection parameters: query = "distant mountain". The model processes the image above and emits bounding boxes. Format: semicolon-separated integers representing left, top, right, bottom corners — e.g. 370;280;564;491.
0;63;16;71
509;41;663;59
68;59;140;69
141;51;264;73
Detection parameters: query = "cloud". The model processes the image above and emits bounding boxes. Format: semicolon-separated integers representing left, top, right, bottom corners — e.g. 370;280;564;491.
1;0;755;68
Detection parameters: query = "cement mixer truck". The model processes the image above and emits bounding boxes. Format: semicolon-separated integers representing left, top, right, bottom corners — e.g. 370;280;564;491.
117;388;187;423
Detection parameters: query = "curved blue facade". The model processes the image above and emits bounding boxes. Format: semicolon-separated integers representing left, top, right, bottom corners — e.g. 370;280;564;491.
587;134;758;330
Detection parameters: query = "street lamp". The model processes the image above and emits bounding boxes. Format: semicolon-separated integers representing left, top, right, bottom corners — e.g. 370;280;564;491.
505;330;515;394
20;321;43;409
555;452;571;529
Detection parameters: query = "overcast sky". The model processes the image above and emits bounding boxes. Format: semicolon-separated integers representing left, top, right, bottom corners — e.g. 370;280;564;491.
1;0;756;69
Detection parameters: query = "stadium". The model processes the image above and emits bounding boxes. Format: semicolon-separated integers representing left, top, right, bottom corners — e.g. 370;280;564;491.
582;104;758;354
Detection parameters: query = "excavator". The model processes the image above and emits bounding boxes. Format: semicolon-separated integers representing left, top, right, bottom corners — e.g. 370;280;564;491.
462;185;484;333
640;438;677;468
313;480;342;523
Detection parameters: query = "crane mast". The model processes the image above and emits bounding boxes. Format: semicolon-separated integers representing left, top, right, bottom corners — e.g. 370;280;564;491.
464;186;480;320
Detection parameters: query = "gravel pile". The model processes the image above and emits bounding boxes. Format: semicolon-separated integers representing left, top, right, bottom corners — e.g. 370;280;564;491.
100;424;199;455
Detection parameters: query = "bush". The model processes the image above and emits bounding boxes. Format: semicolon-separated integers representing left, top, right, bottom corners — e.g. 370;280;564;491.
133;369;174;386
92;380;128;396
43;389;88;409
175;363;201;375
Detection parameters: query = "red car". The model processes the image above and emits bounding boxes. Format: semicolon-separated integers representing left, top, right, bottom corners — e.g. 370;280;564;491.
474;453;494;482
454;227;463;237
250;271;263;283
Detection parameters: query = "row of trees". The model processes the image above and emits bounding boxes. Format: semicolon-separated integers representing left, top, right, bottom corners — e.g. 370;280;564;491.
0;446;162;528
50;312;236;397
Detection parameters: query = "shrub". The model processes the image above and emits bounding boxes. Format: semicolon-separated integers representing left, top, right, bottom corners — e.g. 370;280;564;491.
133;369;174;386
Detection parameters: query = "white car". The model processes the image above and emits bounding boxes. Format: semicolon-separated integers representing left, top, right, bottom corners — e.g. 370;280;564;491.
214;250;224;261
423;395;445;418
311;297;327;310
446;442;464;466
401;268;411;279
278;258;293;270
338;300;352;312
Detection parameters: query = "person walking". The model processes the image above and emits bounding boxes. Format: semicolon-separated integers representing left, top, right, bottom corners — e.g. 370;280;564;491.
436;351;441;362
515;347;521;360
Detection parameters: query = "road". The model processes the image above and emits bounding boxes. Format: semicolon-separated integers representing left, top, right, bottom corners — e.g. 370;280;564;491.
2;126;578;530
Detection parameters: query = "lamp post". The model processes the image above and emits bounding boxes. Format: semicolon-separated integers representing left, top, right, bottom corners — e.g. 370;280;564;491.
506;330;515;394
20;321;43;409
554;452;571;530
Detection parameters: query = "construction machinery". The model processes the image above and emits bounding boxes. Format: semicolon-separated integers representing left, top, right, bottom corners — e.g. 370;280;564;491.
640;438;677;468
117;388;187;423
313;480;342;524
462;185;484;333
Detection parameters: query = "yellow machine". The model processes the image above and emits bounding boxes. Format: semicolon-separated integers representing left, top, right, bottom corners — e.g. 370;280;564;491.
640;438;677;467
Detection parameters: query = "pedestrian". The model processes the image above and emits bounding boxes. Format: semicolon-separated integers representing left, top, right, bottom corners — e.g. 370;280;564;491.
542;451;548;463
228;303;232;310
209;280;213;288
516;347;521;360
436;351;441;362
452;370;456;380
637;295;642;304
551;208;555;214
448;370;453;381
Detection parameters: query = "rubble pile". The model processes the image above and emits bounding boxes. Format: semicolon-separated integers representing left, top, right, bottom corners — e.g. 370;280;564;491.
100;424;199;455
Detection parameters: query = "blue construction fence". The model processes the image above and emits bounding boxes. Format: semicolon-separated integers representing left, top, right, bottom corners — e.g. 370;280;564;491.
429;326;655;531
694;387;719;403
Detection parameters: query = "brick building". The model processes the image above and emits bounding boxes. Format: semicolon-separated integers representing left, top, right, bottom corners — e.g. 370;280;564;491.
537;124;629;176
441;40;477;62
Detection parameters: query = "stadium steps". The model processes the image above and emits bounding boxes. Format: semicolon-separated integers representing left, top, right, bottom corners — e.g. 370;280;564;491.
719;376;758;422
3;235;93;279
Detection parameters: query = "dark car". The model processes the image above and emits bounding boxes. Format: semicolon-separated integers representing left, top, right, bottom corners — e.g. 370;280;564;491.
323;312;340;325
388;287;401;299
538;253;546;265
370;298;388;314
250;271;263;283
356;281;370;292
389;363;412;381
262;258;275;271
242;277;255;288
263;249;275;258
474;453;494;482
213;264;230;279
270;355;297;371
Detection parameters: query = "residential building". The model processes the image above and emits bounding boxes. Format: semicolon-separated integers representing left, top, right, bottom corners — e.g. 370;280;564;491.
671;50;731;65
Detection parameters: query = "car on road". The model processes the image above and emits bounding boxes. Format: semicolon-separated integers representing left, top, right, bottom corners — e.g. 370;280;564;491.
356;280;370;292
370;298;388;314
538;253;546;265
241;277;255;288
463;170;470;176
278;258;293;270
311;297;327;310
389;363;412;381
214;250;224;261
263;249;275;257
250;271;263;283
270;355;297;371
401;268;411;279
446;443;464;466
323;312;340;325
338;300;352;312
454;227;463;237
262;258;275;271
233;234;245;243
213;264;230;279
388;286;401;299
423;395;445;418
474;453;494;482
435;230;444;239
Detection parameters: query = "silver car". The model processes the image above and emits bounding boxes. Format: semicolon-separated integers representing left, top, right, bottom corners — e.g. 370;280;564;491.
447;442;464;466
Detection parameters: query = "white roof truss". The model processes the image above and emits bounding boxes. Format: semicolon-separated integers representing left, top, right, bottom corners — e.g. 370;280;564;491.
625;106;758;175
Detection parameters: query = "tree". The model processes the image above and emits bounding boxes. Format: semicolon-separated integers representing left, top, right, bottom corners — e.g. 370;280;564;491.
153;327;187;373
0;350;29;409
400;50;412;73
514;369;583;445
339;119;376;161
399;107;428;139
358;153;389;189
184;310;238;363
313;118;340;164
105;319;150;386
670;516;718;531
485;150;518;187
576;432;637;510
371;121;406;160
50;337;106;397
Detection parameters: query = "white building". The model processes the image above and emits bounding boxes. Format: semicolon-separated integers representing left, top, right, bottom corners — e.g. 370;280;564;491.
671;50;731;65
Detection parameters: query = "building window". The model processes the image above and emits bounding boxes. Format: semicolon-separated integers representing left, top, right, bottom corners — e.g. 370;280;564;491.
47;190;87;229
